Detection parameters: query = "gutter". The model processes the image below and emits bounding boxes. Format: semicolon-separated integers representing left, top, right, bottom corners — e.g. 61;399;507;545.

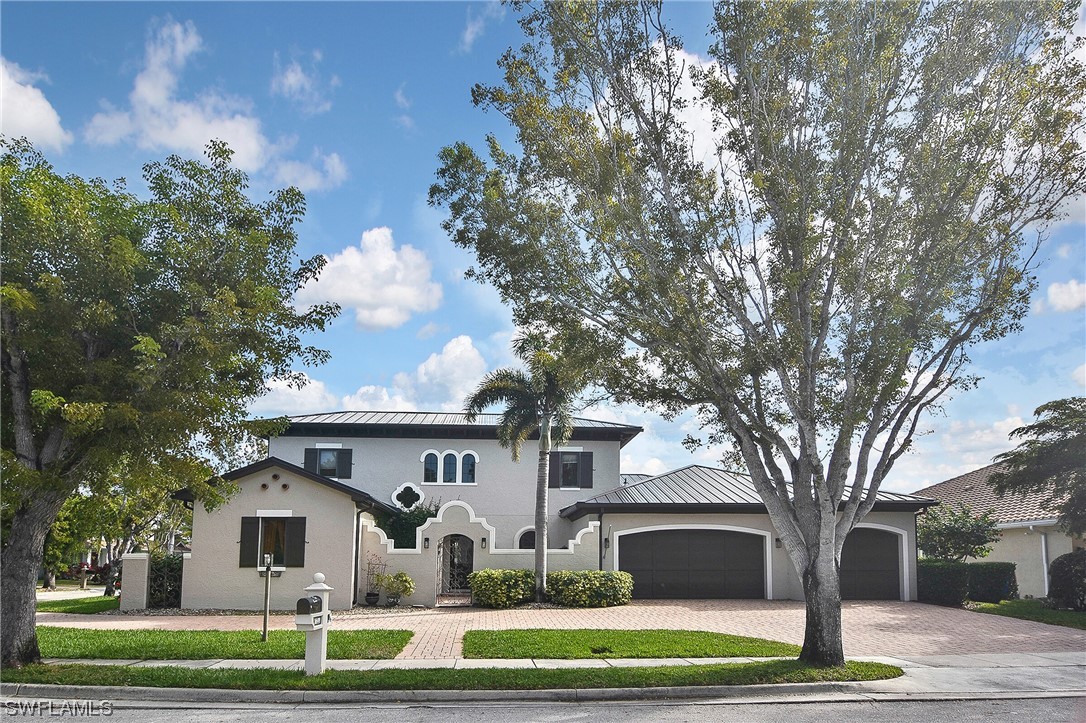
995;519;1059;530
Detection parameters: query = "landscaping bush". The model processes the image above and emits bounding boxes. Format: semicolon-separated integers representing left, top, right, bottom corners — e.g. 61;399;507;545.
967;561;1018;603
1048;549;1086;611
546;570;633;608
468;569;535;609
917;558;969;607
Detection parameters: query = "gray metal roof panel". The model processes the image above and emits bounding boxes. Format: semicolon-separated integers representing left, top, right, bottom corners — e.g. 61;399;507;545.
282;410;642;430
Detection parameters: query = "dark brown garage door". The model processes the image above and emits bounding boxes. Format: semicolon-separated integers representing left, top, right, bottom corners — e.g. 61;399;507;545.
618;529;765;599
840;528;900;600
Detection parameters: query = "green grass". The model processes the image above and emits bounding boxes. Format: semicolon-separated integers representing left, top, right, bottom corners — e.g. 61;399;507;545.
970;599;1086;631
462;629;800;659
36;627;413;660
1;660;901;691
36;596;119;614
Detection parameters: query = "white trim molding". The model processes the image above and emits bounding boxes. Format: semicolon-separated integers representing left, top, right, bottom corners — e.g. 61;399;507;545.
612;523;774;600
420;449;479;485
853;522;910;602
513;525;536;549
390;482;425;512
315;442;343;449
256;509;293;517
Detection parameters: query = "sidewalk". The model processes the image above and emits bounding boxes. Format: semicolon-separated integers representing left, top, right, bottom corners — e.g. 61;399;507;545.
5;651;1084;704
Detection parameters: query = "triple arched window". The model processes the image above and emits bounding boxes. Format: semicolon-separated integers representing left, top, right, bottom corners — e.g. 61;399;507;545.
421;450;478;485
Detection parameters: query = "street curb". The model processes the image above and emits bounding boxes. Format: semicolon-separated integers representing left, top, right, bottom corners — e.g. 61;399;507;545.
5;681;1085;705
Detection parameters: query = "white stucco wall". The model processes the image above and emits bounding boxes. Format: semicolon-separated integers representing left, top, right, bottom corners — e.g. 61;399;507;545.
975;523;1079;599
181;466;359;611
267;434;622;545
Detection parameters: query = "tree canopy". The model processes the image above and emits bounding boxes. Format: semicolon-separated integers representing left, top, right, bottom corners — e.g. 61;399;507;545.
431;0;1086;665
991;397;1086;535
0;137;338;666
917;504;1001;562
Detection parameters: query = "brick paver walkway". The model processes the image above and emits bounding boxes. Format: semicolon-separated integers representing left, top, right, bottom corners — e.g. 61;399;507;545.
38;600;1086;660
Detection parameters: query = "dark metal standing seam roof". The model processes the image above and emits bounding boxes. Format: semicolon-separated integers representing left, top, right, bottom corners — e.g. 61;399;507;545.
561;465;938;519
283;411;641;429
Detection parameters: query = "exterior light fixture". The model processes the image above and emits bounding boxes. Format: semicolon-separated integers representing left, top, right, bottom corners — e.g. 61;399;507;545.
775;538;783;549
481;537;487;549
423;537;430;549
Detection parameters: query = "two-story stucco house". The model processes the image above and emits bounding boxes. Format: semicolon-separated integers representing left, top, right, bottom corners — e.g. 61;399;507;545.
175;411;934;610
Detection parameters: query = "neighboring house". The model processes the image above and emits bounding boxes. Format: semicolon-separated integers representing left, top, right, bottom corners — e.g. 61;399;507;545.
172;410;934;610
913;462;1085;598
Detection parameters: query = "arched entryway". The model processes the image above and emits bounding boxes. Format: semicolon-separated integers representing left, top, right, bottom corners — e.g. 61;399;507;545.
841;527;901;600
437;534;474;594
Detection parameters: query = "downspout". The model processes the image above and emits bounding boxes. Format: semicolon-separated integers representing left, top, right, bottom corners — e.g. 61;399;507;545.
597;513;604;571
1037;526;1050;598
352;509;363;606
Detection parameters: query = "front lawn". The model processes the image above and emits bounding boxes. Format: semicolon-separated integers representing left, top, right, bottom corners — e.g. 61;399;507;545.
2;660;901;691
462;629;800;659
36;627;412;660
37;596;119;614
969;599;1086;631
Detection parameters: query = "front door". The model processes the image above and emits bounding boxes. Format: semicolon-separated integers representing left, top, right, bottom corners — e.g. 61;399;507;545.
438;534;474;594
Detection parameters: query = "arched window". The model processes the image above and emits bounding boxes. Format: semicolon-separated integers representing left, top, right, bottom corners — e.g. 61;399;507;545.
423;453;438;484
443;453;458;484
461;453;477;485
518;530;536;550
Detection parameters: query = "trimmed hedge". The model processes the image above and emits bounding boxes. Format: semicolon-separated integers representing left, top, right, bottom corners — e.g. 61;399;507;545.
1049;549;1086;611
546;570;633;608
468;569;534;609
967;562;1018;603
917;558;969;607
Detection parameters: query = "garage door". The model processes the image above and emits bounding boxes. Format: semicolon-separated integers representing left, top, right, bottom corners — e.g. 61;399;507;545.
840;528;900;600
618;529;765;599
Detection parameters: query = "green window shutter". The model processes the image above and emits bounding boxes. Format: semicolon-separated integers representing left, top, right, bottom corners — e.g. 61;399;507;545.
336;449;353;479
303;448;318;473
284;517;307;567
239;517;259;567
579;451;594;488
548;451;560;488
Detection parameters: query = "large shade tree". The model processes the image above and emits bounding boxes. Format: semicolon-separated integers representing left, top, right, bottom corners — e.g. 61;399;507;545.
431;1;1086;665
464;331;589;601
1;139;338;666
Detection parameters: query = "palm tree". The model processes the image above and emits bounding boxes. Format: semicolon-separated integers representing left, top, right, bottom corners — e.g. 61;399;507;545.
464;332;585;602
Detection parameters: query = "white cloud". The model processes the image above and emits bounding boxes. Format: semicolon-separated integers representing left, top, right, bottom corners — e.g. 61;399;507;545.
1074;364;1086;387
84;19;270;172
249;374;338;417
271;50;337;115
1047;279;1086;312
343;335;488;412
394;114;416;131
416;321;443;340
394;83;411;110
458;2;505;54
273;150;347;192
1;58;73;152
1057;244;1073;260
940;415;1022;458
295;227;442;330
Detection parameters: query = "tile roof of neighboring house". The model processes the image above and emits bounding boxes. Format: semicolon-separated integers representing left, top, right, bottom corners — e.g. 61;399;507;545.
911;462;1060;525
274;411;643;447
561;465;936;519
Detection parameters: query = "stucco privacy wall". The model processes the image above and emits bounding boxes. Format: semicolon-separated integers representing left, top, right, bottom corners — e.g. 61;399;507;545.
268;435;621;546
359;501;599;607
119;553;149;611
181;467;358;611
978;524;1077;598
595;510;920;601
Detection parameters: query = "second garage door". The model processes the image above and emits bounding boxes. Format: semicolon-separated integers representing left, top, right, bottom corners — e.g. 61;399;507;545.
840;528;900;600
618;529;765;599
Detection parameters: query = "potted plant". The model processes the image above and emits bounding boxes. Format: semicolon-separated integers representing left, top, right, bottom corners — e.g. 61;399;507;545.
365;590;380;606
375;571;415;606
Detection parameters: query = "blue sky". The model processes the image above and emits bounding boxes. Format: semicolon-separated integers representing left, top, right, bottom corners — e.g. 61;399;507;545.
4;2;1084;492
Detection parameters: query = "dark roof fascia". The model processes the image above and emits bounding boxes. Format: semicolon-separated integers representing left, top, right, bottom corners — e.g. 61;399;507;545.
560;498;937;520
171;457;398;516
278;422;643;448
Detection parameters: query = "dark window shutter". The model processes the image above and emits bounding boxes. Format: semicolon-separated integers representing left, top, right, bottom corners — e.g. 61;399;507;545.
548;452;560;488
579;452;594;488
336;449;353;479
303;448;318;473
239;517;259;567
284;517;307;567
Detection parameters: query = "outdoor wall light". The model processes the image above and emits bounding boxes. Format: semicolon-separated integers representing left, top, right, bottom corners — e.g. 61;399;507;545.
775;538;783;549
481;537;487;549
424;537;430;549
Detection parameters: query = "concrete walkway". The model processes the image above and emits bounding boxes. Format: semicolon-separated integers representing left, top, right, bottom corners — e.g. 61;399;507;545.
38;600;1086;660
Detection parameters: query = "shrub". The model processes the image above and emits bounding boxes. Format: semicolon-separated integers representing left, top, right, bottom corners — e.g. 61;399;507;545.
372;500;440;549
1048;549;1086;611
967;562;1018;603
546;570;633;608
468;569;534;609
917;558;969;607
374;571;415;599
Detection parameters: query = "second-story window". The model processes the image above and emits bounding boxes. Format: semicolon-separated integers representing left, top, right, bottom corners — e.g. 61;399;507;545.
442;453;458;484
303;447;352;479
423;453;438;484
422;450;479;484
461;453;477;485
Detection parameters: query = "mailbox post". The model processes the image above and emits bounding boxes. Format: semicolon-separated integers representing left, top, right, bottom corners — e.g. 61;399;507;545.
295;572;333;675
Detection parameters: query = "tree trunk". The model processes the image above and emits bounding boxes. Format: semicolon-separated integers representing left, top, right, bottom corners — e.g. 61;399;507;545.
533;447;549;602
1;487;69;667
798;545;845;666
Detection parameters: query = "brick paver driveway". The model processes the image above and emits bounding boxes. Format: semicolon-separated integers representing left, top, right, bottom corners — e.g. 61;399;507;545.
39;600;1085;660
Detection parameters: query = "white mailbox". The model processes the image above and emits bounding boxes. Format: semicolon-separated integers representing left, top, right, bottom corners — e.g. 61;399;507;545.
296;573;333;675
